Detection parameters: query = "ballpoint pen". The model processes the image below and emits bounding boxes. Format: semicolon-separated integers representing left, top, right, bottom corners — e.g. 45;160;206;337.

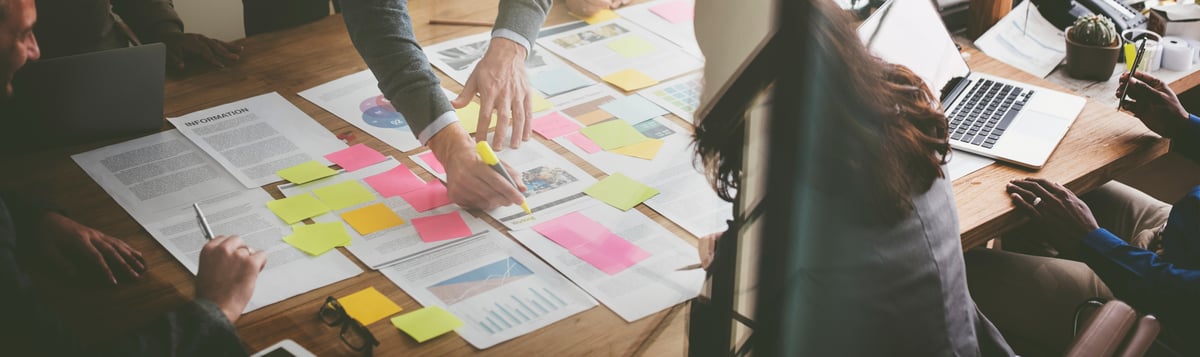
193;202;215;240
676;263;702;271
476;141;532;215
1117;38;1148;110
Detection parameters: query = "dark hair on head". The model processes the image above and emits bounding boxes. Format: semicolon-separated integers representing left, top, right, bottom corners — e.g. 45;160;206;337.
693;0;950;225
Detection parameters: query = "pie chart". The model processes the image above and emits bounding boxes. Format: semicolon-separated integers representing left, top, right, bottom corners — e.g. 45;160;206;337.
360;95;408;130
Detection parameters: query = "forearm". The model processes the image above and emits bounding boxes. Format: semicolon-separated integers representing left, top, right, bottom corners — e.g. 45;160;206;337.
1081;228;1200;296
111;0;184;43
342;0;454;141
493;0;553;52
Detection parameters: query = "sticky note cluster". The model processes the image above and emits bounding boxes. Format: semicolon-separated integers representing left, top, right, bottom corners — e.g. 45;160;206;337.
284;222;352;256
339;287;403;325
341;203;406;235
532;212;651;274
324;144;387;172
276;161;337;185
267;194;330;224
411;212;473;243
391;306;463;343
584;173;660;211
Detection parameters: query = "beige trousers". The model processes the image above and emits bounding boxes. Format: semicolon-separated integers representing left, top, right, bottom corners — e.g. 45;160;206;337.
965;182;1171;356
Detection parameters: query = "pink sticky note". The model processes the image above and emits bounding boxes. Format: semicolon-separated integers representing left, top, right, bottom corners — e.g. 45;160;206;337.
411;212;473;242
417;152;446;174
325;144;388;172
565;132;602;154
650;0;695;23
363;165;426;198
532;212;610;250
574;234;651;275
531;112;583;139
400;181;452;212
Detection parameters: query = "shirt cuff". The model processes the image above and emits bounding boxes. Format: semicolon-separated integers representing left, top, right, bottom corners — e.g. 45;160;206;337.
418;111;460;145
492;29;533;57
1081;228;1128;254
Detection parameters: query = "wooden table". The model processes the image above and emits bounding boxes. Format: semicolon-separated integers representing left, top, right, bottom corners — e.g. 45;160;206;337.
0;1;1171;356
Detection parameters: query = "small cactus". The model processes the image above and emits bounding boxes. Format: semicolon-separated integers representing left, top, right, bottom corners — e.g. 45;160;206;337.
1068;15;1119;47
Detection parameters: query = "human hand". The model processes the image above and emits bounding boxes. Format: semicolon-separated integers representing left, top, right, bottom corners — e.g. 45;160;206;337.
1006;178;1099;252
35;212;145;285
698;231;723;270
1117;72;1189;138
564;0;633;17
451;38;531;151
427;125;527;210
195;235;266;324
161;32;242;70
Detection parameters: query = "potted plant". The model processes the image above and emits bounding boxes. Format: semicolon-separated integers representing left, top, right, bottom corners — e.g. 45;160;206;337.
1065;15;1121;81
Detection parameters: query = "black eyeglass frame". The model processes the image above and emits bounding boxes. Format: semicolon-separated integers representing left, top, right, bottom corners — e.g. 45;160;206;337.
319;296;381;352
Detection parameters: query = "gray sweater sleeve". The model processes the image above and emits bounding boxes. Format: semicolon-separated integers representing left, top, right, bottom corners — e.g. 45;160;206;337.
342;0;551;139
342;0;454;138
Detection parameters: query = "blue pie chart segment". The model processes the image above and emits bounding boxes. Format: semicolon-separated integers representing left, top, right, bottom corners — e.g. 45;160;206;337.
360;95;408;130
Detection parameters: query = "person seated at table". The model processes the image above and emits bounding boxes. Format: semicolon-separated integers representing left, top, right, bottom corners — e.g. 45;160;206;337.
966;71;1200;355
33;0;241;70
0;1;264;354
563;0;631;17
690;0;1011;354
342;0;547;210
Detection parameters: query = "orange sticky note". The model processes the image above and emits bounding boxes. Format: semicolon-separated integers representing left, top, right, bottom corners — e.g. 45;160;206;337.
610;139;664;160
340;203;406;235
603;69;658;92
574;110;615;126
577;9;619;24
338;287;403;325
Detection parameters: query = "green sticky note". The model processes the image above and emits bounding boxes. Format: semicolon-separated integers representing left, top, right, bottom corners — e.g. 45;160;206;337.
579;120;648;150
584;172;660;211
283;222;352;256
606;36;656;58
277;161;338;184
391;306;463;343
267;194;330;224
313;180;378;211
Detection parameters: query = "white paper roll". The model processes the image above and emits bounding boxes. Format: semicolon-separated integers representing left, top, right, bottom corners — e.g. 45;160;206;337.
1163;38;1194;71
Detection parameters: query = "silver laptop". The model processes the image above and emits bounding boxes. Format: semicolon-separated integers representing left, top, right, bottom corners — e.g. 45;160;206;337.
858;0;1085;169
6;43;166;143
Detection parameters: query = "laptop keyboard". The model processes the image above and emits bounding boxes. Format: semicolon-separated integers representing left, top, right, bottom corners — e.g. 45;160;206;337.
947;79;1034;149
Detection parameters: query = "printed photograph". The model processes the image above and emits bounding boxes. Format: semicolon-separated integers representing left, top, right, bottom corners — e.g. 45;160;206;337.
552;23;630;49
521;166;578;197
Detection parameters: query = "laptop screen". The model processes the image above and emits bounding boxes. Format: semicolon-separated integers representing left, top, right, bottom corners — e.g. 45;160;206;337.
857;0;970;99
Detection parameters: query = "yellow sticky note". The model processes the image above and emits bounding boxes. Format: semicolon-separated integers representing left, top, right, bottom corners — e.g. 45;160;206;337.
338;287;403;326
610;139;664;160
456;101;498;133
283;222;352;256
602;69;659;92
391;306;463;343
606;36;657;58
340;203;406;235
267;194;330;224
313;180;377;211
574;110;614;125
577;9;619;24
276;161;338;185
579;120;649;150
532;93;553;113
584;172;660;211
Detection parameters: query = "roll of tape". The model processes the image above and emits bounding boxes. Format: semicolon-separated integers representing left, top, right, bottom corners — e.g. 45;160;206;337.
1162;38;1194;71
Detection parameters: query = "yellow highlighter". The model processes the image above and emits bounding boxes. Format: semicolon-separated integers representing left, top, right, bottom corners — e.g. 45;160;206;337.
475;141;532;215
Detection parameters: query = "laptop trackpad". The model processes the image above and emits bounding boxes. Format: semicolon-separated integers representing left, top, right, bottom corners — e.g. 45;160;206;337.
1009;111;1069;142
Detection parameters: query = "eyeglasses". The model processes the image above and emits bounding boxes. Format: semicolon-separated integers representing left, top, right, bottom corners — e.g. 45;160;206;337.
319;296;380;354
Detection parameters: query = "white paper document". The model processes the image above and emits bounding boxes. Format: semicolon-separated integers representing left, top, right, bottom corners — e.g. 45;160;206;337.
538;18;704;81
298;71;422;152
71;130;362;312
974;0;1066;78
411;140;597;231
946;150;995;181
548;85;695;175
638;73;702;122
278;159;492;269
641;161;732;238
378;231;597;349
424;31;574;87
510;205;704;322
167;92;347;188
616;0;702;57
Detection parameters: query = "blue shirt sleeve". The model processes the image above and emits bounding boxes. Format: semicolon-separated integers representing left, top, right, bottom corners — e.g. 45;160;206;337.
1170;114;1200;162
1081;228;1200;297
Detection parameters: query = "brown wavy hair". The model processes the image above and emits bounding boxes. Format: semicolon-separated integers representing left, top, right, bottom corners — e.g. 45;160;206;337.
693;1;950;225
